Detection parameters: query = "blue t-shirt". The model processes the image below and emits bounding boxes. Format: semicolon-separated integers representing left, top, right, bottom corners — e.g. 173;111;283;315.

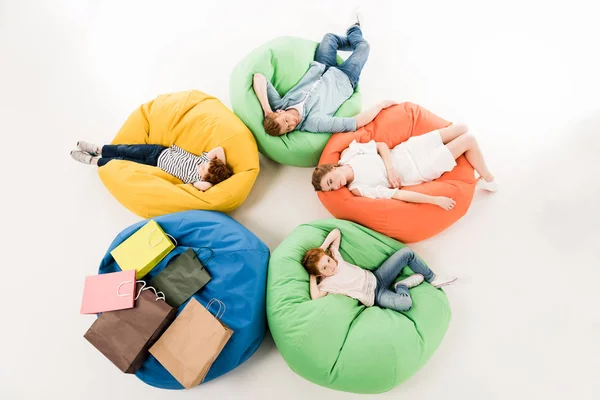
266;62;357;133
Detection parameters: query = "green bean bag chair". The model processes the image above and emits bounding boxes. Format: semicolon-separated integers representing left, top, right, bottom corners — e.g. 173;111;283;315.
266;219;451;394
230;37;362;167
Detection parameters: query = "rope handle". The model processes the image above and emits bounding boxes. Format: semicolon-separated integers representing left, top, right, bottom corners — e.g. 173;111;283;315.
206;298;226;320
194;246;214;266
134;281;165;301
116;280;133;297
148;228;178;247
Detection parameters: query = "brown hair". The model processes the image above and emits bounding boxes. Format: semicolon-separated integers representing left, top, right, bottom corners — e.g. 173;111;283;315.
302;248;330;275
203;158;233;185
263;113;284;136
311;164;339;191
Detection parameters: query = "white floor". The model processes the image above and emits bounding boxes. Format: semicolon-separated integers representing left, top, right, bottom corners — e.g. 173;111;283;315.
2;0;599;399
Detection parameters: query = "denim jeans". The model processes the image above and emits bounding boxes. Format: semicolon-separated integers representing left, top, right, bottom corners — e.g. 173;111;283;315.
314;25;370;88
373;247;434;312
97;144;167;167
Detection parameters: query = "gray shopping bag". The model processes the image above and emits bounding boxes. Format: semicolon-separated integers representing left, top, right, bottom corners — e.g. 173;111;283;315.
150;248;212;308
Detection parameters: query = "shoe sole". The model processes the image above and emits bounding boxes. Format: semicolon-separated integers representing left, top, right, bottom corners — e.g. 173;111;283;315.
434;277;458;289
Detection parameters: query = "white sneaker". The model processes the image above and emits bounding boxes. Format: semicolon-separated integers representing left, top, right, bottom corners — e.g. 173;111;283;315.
348;7;364;30
394;274;424;290
476;177;498;192
429;275;458;289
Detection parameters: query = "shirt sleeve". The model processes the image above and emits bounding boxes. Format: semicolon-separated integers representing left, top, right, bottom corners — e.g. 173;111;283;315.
303;113;357;133
339;140;377;164
329;246;344;263
351;185;398;199
266;79;284;111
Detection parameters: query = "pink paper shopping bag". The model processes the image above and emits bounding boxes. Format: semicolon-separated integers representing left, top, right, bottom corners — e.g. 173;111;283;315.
80;270;137;314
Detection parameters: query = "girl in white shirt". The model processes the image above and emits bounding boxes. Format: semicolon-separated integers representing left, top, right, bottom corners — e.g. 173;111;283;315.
302;228;456;311
311;123;498;210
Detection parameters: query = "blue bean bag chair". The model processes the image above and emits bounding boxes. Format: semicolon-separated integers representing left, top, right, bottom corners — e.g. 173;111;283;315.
98;210;270;389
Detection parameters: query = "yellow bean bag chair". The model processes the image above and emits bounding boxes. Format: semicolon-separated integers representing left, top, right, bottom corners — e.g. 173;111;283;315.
98;90;259;218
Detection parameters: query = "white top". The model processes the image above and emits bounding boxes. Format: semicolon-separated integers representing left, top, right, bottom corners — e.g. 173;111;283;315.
338;140;398;199
318;246;377;307
287;99;306;119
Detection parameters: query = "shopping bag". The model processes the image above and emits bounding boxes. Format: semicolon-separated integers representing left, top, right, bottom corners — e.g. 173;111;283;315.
150;248;212;308
84;283;176;373
110;220;176;279
149;298;233;388
80;270;136;314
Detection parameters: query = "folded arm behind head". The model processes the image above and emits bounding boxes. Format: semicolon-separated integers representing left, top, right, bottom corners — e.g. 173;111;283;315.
252;73;273;116
320;228;341;252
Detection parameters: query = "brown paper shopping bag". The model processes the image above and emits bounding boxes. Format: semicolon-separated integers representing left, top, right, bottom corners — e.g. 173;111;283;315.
149;298;233;388
84;283;176;373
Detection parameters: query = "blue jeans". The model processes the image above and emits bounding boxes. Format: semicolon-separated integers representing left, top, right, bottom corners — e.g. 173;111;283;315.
314;25;370;88
97;144;167;167
373;247;435;312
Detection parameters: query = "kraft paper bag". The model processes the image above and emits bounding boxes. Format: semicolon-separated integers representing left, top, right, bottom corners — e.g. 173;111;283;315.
149;298;233;388
110;220;176;279
150;248;212;308
84;283;176;373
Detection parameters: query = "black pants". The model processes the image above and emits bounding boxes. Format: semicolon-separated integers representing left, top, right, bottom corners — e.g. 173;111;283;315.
97;144;167;167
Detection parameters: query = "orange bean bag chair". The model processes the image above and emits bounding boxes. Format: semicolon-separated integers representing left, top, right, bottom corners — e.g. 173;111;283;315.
317;102;476;243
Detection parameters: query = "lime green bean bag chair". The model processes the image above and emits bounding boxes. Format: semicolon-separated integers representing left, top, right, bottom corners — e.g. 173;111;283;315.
230;37;362;167
266;219;451;394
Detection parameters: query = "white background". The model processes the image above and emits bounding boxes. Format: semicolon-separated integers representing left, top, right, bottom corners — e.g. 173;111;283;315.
1;0;599;399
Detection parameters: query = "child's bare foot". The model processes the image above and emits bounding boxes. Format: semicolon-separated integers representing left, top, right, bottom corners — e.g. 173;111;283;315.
77;141;101;156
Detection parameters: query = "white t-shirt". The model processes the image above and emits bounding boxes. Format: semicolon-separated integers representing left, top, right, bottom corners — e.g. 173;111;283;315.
287;99;306;119
339;140;398;199
318;247;377;307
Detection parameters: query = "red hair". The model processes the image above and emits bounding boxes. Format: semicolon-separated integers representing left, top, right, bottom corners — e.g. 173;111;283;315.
302;248;331;275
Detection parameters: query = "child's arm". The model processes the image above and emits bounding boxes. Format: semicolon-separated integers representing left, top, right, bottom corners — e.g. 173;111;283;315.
253;74;274;117
193;181;213;192
392;190;456;210
376;142;401;188
355;100;398;128
206;147;226;164
320;228;341;252
310;275;328;300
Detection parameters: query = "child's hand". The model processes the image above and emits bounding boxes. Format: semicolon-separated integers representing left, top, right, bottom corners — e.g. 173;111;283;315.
434;196;456;211
387;168;402;188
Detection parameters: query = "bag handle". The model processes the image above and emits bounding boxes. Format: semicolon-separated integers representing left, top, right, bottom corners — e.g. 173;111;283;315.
148;228;178;247
195;246;214;265
134;281;165;301
116;280;133;297
206;298;226;320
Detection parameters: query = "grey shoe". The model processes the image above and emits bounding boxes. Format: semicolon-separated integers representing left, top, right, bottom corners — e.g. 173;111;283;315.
77;141;101;156
70;150;94;164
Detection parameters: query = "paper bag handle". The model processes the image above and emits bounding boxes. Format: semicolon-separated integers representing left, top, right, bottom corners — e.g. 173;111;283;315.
116;280;133;297
134;281;166;301
148;229;178;247
195;246;214;266
206;298;226;320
